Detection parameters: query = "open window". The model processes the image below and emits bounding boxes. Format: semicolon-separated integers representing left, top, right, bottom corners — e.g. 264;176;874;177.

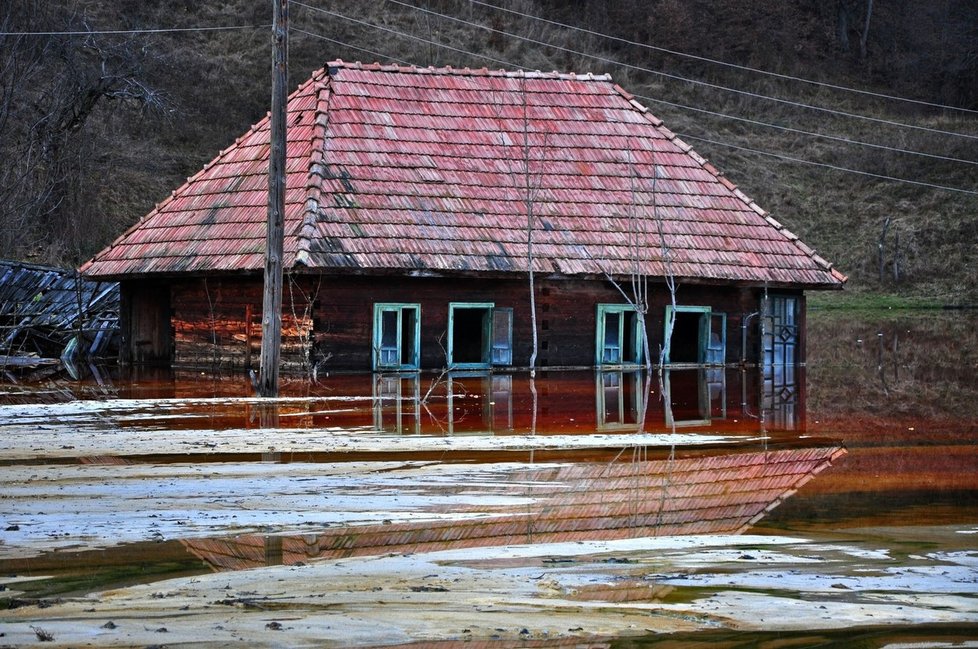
373;303;420;371
448;303;512;369
664;305;726;365
595;304;643;366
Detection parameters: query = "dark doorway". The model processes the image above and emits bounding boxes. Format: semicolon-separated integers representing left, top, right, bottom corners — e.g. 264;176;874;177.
451;306;490;366
670;311;702;363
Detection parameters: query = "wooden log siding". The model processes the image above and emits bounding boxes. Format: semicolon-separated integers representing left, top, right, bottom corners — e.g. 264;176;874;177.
157;274;793;373
170;278;312;372
308;275;774;371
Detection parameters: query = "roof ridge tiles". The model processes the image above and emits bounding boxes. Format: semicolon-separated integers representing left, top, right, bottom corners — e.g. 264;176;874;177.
296;79;334;268
327;59;613;82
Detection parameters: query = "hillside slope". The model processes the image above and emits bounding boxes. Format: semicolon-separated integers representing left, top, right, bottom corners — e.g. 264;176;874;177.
2;0;976;301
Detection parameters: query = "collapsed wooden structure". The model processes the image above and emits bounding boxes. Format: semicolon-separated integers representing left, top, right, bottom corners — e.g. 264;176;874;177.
0;260;118;374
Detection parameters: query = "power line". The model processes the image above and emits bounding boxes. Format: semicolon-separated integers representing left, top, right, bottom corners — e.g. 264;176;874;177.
292;27;409;64
679;133;978;196
293;2;518;70
461;0;978;116
357;0;978;141
289;19;978;198
299;5;978;170
637;94;978;167
0;25;268;37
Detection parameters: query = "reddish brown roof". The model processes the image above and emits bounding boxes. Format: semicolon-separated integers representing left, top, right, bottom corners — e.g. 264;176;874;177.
182;445;846;571
81;61;845;288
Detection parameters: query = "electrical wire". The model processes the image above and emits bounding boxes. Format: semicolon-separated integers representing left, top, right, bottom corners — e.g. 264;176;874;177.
293;2;519;70
0;25;268;36
459;0;978;115
637;94;978;167
318;0;978;141
679;133;978;196
289;19;978;197
292;27;409;64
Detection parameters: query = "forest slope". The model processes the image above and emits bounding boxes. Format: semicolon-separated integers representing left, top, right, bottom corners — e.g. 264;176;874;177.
2;0;976;302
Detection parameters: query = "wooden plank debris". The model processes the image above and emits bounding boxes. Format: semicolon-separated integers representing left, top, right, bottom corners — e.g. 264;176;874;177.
0;259;119;370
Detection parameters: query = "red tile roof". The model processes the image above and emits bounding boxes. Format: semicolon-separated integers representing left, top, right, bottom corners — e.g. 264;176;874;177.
81;61;845;288
182;445;847;570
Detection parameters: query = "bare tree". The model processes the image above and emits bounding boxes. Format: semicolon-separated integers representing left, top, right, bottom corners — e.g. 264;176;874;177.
836;0;874;60
0;1;166;265
859;0;874;60
491;73;546;374
654;165;678;372
518;74;540;375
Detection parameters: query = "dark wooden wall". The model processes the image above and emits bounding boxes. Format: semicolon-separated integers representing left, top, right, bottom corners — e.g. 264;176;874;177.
121;273;803;373
120;281;173;365
308;275;775;371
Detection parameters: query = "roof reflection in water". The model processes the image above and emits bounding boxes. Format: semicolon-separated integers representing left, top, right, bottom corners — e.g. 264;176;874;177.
180;365;838;572
183;445;843;571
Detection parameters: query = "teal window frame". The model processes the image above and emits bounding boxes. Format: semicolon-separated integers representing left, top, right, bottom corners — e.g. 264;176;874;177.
448;302;513;369
595;304;644;366
372;374;420;434
664;305;726;365
373;303;421;371
595;370;642;430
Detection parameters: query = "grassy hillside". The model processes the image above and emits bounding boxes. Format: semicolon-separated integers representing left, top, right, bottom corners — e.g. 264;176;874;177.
2;0;976;302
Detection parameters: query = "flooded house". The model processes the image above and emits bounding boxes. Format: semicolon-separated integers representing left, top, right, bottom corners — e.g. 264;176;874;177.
79;61;845;373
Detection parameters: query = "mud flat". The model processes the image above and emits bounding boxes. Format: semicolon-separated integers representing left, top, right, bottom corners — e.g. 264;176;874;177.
3;533;978;648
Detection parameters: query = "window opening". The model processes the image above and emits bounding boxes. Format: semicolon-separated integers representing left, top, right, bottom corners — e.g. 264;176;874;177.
664;306;726;365
400;308;417;366
596;304;643;366
670;311;701;363
373;303;421;371
449;303;509;369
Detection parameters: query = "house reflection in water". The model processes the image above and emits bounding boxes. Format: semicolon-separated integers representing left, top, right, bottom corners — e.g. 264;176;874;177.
181;441;844;572
182;367;838;573
373;372;517;436
371;367;804;437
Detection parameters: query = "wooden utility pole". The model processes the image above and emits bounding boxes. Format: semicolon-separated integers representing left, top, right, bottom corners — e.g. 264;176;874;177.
258;0;288;397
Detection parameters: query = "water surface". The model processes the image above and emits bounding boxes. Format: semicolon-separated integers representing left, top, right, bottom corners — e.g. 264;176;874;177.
1;309;975;647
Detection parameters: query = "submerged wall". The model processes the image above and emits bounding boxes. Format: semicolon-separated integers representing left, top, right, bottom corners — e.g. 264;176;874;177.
120;274;802;373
